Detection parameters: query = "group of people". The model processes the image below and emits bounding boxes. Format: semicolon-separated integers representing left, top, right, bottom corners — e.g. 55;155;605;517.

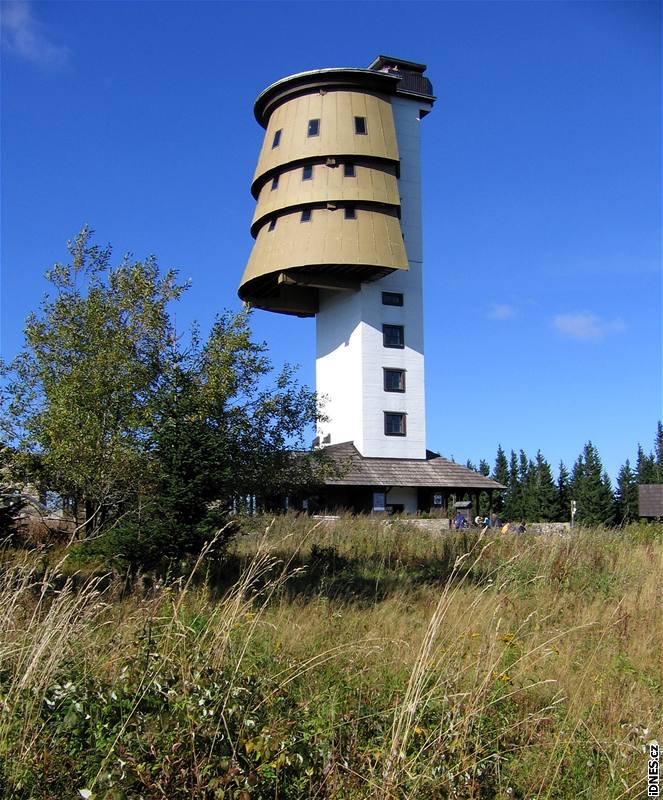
452;511;526;535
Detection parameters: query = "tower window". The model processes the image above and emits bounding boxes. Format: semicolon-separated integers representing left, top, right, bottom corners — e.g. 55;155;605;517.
271;175;279;190
307;119;320;137
382;291;404;307
302;164;313;181
268;218;277;231
384;412;406;436
354;116;367;135
300;209;312;222
344;162;355;177
272;129;282;148
383;324;404;348
344;206;356;219
384;368;406;392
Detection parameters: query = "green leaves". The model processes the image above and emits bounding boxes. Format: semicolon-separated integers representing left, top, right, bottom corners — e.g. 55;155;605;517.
2;227;186;536
2;228;323;558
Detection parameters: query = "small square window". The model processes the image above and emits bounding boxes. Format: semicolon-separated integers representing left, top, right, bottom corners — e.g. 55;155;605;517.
302;164;313;181
344;162;355;177
268;218;276;231
383;324;404;348
354;116;367;135
307;119;320;137
344;206;356;219
271;175;279;190
300;209;312;222
384;368;406;392
384;412;406;436
382;291;404;307
272;129;282;148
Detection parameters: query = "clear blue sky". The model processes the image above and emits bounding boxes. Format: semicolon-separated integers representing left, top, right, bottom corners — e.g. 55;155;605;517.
1;0;661;480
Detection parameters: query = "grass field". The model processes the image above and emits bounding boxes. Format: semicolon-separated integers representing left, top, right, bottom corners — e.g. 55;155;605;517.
1;516;661;799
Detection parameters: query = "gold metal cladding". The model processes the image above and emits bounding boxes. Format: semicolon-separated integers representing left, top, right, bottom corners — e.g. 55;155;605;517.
251;161;400;236
252;91;399;194
238;206;408;312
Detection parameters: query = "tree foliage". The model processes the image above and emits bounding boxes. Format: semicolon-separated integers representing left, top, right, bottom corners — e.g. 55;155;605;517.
481;426;663;526
1;229;324;565
2;227;184;534
614;460;638;524
569;442;615;527
491;445;509;513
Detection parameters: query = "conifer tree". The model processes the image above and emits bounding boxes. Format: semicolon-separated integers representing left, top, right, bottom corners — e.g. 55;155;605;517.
532;450;559;521
492;445;509;512
653;421;663;483
505;450;522;520
478;459;491;517
636;444;657;484
518;450;534;521
571;442;615;526
557;461;571;522
614;460;638;524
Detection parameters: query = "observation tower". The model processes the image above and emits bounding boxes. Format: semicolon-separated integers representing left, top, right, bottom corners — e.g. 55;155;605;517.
239;55;435;464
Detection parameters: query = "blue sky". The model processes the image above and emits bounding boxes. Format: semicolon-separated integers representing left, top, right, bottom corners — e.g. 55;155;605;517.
1;0;661;480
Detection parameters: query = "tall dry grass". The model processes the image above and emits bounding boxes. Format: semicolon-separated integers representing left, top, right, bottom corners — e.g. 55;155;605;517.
0;517;660;798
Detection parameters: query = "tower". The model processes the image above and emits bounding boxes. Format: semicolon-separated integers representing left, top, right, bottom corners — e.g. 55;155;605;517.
239;56;435;462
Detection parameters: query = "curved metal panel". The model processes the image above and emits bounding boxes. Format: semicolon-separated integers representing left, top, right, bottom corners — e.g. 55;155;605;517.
239;207;408;311
252;91;399;193
251;161;400;234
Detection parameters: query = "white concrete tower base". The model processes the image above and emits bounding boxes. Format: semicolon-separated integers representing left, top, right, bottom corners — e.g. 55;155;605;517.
316;94;431;459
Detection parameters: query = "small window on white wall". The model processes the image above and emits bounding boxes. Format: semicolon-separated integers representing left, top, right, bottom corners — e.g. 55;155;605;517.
384;368;406;392
383;324;404;348
382;291;403;307
384;412;406;436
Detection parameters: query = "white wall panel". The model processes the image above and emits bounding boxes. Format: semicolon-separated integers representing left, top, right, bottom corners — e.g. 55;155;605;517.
315;95;433;461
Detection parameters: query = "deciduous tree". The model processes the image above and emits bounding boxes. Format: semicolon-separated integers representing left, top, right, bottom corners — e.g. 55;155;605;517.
2;227;184;535
2;229;325;563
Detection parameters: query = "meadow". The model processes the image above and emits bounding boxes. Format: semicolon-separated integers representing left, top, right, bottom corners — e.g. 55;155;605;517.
1;516;661;799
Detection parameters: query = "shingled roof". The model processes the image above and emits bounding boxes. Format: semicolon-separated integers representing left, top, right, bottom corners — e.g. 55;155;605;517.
639;484;663;518
321;442;506;490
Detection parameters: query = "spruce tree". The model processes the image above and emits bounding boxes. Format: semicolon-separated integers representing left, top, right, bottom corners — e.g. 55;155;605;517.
477;459;491;517
636;444;656;484
518;450;534;521
492;445;509;512
505;450;521;520
614;460;638;524
533;451;559;521
653;421;663;483
557;462;571;522
571;442;615;527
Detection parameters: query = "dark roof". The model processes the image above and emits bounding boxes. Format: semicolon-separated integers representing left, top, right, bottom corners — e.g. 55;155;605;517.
367;55;427;74
639;484;663;517
321;442;506;490
367;55;435;100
